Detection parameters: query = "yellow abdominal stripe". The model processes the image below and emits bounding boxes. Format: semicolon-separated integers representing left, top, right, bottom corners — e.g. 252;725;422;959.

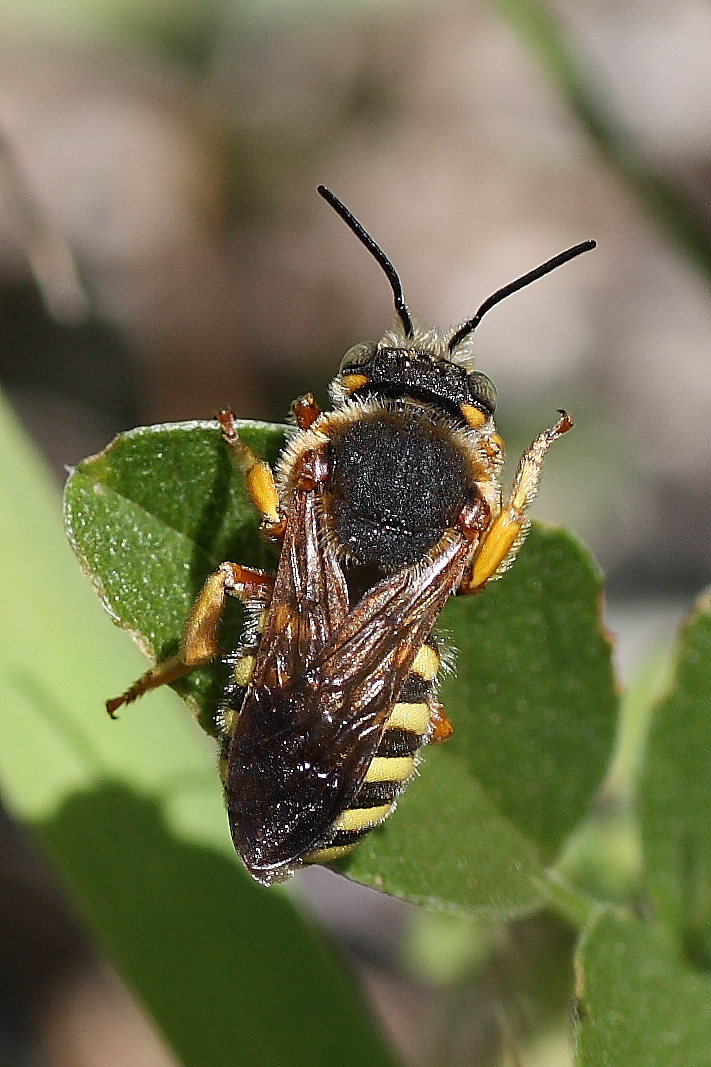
306;842;359;864
221;708;238;736
233;654;256;688
411;644;439;682
365;755;415;783
304;803;394;864
333;803;393;832
387;701;430;735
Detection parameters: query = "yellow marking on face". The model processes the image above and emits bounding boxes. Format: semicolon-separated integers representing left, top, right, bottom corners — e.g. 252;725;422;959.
333;803;392;832
387;701;431;735
471;508;520;588
365;755;415;783
257;608;269;632
340;372;369;394
246;463;280;523
412;644;440;681
460;403;487;429
233;654;256;689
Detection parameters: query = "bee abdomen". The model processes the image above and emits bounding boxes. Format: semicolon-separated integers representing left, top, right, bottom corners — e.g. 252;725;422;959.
306;642;441;867
223;630;442;870
350;778;401;809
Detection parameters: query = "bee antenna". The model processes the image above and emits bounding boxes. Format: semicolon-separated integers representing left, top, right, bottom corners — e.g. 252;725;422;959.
318;185;414;339
447;239;596;354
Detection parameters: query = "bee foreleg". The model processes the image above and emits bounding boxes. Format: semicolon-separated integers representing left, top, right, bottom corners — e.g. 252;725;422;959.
217;409;284;539
291;392;322;430
460;410;573;594
106;563;274;717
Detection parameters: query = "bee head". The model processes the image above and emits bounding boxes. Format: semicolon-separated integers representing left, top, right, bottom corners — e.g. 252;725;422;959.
318;185;594;425
336;339;498;425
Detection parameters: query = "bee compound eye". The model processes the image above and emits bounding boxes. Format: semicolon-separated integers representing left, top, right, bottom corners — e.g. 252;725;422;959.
466;371;497;415
339;343;374;376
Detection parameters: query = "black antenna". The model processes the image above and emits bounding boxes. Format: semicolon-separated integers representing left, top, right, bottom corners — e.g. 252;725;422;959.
448;239;596;354
318;185;414;339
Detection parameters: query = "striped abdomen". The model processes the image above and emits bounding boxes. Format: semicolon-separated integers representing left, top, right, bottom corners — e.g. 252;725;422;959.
303;639;441;866
218;629;441;872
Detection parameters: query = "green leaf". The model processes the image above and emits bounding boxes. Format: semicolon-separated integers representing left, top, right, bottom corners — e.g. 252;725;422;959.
0;396;398;1067
441;525;617;860
640;592;711;967
342;748;545;915
65;419;615;916
65;420;283;733
575;907;711;1066
40;783;398;1067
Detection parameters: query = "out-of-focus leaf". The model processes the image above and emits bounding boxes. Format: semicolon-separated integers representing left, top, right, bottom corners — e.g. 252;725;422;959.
40;783;399;1067
640;592;711;967
575;907;711;1066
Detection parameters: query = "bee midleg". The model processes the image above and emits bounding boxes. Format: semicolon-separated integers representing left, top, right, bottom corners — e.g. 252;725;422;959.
217;409;284;538
305;638;444;867
460;410;573;593
106;563;274;717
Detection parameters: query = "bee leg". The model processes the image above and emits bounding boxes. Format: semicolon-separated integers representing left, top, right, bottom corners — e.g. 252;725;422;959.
106;563;274;717
217;409;285;539
460;410;573;594
429;700;454;743
291;392;322;430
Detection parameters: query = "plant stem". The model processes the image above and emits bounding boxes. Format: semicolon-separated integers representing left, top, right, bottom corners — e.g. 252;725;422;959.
491;0;711;281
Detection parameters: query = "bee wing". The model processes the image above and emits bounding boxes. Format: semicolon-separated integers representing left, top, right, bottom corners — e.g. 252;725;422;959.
228;497;481;881
254;477;350;691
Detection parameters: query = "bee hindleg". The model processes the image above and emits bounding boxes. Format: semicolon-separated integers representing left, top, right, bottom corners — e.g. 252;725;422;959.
106;563;274;717
217;409;284;538
428;700;454;743
460;411;573;594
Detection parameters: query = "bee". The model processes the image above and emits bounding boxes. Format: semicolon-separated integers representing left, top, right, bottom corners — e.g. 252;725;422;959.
107;187;594;885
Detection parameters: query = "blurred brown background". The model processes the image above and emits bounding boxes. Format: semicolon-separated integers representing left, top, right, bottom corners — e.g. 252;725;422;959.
1;0;710;1063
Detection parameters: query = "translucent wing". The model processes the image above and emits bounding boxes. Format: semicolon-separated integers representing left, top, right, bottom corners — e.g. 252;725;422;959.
226;476;482;883
251;473;350;691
